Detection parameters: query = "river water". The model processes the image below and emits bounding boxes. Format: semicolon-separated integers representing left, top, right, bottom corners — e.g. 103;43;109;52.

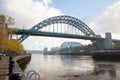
24;54;120;80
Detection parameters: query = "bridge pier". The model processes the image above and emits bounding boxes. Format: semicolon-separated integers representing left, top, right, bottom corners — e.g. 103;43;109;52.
95;33;113;50
98;39;105;50
94;35;105;50
104;32;113;49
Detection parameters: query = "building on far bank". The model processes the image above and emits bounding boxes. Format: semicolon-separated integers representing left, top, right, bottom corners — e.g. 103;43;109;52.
59;41;83;54
0;14;8;39
43;47;48;53
60;42;83;49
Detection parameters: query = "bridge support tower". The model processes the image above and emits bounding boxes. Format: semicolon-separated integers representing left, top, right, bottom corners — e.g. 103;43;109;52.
94;35;105;50
95;32;113;50
104;32;112;49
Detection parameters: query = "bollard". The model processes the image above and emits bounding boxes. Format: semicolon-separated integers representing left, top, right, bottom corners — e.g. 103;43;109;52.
9;54;13;61
10;72;23;80
0;54;1;60
9;59;15;74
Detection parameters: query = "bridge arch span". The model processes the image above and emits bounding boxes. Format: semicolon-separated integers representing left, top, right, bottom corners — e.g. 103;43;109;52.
19;15;96;42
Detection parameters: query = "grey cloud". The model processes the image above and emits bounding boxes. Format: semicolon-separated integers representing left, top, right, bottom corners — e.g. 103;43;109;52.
89;1;120;34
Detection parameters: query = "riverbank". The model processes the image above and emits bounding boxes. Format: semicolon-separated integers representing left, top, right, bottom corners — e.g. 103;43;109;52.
0;54;31;80
0;56;9;80
92;50;120;61
15;54;31;70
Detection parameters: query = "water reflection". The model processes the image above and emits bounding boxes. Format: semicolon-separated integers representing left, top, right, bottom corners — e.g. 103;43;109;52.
93;62;117;80
24;54;120;80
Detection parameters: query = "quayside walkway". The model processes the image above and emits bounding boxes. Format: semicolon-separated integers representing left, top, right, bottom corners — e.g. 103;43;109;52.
0;56;25;80
0;56;9;80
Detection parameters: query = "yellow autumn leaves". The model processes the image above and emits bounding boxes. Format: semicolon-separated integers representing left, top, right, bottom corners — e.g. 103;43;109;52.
0;29;24;53
0;14;24;53
0;39;24;53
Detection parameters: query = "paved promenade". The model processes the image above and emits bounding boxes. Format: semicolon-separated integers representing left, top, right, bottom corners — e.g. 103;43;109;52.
0;56;26;80
0;56;9;80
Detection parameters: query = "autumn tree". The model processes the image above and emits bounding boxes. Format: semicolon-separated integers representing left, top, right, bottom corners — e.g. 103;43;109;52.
0;38;24;55
0;14;24;54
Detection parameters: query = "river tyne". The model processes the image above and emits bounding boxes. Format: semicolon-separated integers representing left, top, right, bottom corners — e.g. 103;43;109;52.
24;53;120;80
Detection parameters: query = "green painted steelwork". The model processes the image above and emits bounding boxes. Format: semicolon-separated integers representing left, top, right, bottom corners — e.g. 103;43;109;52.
16;29;101;40
18;15;96;42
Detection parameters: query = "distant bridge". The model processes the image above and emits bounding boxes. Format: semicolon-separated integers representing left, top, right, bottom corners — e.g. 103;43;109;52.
12;15;120;50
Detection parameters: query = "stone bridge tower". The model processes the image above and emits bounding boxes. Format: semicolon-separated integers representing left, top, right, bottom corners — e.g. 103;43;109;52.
0;14;8;39
105;32;112;49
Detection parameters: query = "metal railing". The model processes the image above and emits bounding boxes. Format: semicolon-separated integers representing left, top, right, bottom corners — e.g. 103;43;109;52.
25;70;40;80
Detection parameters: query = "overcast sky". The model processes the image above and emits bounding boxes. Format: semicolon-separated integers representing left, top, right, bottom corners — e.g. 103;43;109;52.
0;0;120;50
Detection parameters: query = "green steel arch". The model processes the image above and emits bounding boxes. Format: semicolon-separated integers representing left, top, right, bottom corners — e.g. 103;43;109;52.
19;15;96;42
